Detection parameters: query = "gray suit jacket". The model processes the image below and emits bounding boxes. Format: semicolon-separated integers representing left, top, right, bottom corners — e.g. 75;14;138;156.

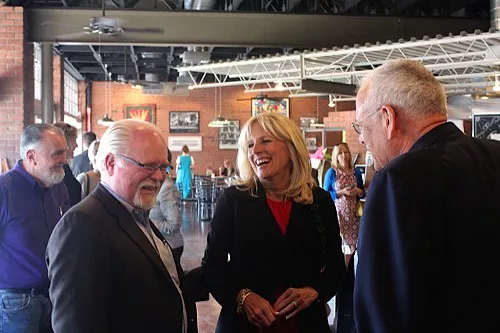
70;150;92;177
46;184;197;333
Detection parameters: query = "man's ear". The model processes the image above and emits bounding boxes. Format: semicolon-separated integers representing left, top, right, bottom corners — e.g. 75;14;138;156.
381;105;397;140
26;149;37;165
104;154;116;176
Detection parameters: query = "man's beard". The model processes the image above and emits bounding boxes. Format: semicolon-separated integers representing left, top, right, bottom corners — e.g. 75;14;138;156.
44;167;65;187
133;180;162;210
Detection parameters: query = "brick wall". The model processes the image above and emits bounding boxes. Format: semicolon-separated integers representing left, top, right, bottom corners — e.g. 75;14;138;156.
0;6;33;168
89;83;363;175
324;110;366;163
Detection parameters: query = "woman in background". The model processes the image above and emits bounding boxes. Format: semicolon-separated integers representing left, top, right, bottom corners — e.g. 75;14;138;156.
76;140;100;199
150;149;184;267
323;143;365;255
202;112;345;333
175;145;194;199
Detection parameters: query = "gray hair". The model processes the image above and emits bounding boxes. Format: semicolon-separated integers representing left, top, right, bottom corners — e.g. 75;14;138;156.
358;59;447;119
87;140;100;168
96;119;165;175
20;124;64;159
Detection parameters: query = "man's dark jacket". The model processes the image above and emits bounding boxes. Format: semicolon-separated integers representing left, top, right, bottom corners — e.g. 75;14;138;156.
354;123;500;333
46;184;198;333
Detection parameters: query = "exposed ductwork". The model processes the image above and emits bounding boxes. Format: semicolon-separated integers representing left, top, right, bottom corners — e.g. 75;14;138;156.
184;0;216;10
491;0;500;30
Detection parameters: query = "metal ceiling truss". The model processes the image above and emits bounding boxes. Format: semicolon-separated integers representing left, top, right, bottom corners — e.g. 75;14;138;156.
177;29;500;99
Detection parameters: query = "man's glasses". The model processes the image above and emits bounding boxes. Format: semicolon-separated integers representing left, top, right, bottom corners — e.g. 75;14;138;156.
351;108;380;135
116;154;169;174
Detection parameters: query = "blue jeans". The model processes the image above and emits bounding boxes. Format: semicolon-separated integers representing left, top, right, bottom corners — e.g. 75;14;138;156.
0;289;52;333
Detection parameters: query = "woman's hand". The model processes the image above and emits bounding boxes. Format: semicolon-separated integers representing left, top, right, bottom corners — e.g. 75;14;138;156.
272;287;319;319
242;292;279;328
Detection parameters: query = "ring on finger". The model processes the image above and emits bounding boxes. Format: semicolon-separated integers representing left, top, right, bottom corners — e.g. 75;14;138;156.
291;301;298;308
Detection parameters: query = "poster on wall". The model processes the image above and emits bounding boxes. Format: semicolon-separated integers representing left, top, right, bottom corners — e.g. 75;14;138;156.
168;136;203;152
124;104;156;123
169;111;200;133
219;120;240;150
472;113;500;140
251;98;289;117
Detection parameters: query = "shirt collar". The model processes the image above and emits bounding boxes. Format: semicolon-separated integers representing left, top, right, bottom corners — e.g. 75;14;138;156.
13;160;41;190
100;182;149;217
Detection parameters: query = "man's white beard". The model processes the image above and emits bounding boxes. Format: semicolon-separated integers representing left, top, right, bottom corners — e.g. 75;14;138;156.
46;169;65;187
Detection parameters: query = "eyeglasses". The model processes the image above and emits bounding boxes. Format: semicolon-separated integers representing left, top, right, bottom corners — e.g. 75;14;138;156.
351;108;380;135
116;154;169;174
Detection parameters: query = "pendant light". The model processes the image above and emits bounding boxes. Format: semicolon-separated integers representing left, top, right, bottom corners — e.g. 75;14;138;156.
310;96;324;128
97;42;114;127
98;78;114;127
208;86;230;128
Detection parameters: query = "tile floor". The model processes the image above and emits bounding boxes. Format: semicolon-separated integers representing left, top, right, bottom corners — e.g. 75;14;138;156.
179;203;337;333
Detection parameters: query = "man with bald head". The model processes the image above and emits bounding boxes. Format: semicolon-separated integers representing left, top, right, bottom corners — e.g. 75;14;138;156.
47;119;197;333
353;60;500;333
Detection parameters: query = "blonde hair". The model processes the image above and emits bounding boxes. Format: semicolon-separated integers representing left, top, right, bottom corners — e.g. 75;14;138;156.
237;113;315;204
96;119;164;176
332;143;353;171
358;59;447;119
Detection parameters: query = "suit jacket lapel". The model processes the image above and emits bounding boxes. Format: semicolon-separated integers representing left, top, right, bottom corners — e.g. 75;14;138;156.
93;184;177;289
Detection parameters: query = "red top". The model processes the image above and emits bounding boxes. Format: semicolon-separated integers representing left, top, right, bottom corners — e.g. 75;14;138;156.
267;198;292;235
260;198;300;333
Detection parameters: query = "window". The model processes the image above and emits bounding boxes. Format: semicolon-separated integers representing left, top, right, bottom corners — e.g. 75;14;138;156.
34;43;41;101
64;71;79;118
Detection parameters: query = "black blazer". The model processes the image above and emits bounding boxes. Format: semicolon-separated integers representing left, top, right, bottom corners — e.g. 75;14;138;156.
47;184;197;333
63;164;81;207
355;123;500;333
202;185;345;333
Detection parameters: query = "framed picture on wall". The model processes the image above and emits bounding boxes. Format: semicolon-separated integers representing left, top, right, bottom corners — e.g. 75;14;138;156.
472;113;500;140
251;98;289;117
219;120;240;150
169;111;200;133
305;137;317;150
124;104;156;123
167;136;203;152
300;117;317;128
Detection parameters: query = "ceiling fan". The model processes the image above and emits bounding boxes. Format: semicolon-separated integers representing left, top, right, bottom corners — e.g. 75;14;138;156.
47;0;164;39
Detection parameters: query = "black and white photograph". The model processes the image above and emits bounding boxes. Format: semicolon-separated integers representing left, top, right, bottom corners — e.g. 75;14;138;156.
169;111;200;133
219;120;240;150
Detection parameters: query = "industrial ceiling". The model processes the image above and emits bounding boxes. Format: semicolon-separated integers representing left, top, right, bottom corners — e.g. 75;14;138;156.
7;0;492;89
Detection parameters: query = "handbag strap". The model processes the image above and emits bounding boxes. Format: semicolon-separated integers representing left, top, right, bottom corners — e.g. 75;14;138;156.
311;203;327;273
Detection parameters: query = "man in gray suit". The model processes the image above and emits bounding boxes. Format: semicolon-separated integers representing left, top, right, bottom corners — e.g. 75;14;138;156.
70;131;96;177
46;120;197;333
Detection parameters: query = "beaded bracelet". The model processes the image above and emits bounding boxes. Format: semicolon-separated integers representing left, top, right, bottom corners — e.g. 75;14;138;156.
236;288;252;315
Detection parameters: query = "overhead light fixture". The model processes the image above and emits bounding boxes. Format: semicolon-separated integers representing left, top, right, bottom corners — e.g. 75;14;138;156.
97;114;114;126
328;94;336;108
208;115;230;127
208;87;230;128
275;80;285;91
493;76;500;92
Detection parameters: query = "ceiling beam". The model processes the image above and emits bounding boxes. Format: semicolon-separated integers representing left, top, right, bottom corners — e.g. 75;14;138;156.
27;8;489;48
129;46;140;80
301;79;356;96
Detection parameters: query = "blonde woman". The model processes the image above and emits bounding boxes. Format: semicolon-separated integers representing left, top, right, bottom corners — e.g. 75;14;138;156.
76;140;100;199
323;143;365;253
202;113;345;333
